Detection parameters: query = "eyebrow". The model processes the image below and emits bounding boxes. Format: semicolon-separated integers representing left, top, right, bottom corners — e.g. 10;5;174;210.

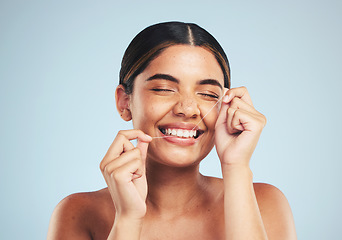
146;74;179;83
146;73;222;89
197;79;223;89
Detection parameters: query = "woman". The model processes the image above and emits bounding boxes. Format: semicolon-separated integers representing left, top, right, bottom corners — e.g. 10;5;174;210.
47;21;296;239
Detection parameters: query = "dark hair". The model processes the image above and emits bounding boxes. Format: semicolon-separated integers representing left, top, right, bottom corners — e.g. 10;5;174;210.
120;21;231;94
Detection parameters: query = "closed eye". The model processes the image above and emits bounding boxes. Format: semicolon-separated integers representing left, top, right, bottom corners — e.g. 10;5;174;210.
198;93;219;99
151;88;174;92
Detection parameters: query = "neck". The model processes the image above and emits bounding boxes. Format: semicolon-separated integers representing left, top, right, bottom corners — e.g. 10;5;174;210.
145;160;208;216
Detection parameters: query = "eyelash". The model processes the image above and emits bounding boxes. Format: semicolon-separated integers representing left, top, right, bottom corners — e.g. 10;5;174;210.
151;88;174;92
199;93;219;99
151;89;219;99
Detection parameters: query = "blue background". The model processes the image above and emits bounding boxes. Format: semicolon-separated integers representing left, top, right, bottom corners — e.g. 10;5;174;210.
1;0;341;239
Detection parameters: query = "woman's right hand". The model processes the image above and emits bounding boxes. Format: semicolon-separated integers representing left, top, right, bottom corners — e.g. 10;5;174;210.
100;130;152;221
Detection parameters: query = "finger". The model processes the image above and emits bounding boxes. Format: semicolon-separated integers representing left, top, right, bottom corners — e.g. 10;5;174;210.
223;87;229;96
227;107;245;134
102;148;141;174
223;86;253;106
108;134;135;156
101;130;152;170
231;109;247;133
108;129;152;156
216;100;230;128
117;129;153;142
229;108;265;133
229;97;258;115
136;140;149;165
110;156;144;184
121;130;152;165
100;137;135;171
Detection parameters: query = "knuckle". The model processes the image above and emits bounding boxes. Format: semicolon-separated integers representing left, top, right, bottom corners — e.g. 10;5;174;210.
261;114;267;126
103;164;112;175
111;169;124;181
255;115;266;129
233;108;240;116
99;161;105;171
227;107;235;114
226;108;236;119
240;86;248;96
132;147;141;156
238;86;248;94
230;97;239;106
117;130;126;138
227;126;235;135
99;158;109;171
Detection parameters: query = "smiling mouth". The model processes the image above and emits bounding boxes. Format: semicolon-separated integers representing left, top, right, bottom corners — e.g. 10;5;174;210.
158;127;204;139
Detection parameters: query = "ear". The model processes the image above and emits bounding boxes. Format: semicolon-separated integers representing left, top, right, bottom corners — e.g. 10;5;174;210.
115;85;132;121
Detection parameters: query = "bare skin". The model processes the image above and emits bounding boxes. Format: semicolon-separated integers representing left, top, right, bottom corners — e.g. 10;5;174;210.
48;182;294;240
47;45;296;240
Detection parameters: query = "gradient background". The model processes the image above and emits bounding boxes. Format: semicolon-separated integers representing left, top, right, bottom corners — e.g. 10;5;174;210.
1;0;341;239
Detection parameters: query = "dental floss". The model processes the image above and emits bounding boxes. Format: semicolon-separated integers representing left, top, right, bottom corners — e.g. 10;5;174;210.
191;94;225;131
152;94;225;139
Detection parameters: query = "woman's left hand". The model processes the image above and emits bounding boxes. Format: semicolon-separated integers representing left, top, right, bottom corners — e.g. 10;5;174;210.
215;87;267;167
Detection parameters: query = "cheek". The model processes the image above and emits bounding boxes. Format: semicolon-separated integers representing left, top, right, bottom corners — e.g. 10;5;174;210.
142;96;166;118
132;95;173;127
200;104;221;129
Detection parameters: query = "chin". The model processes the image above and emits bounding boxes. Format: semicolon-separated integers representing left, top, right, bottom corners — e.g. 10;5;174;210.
147;147;208;168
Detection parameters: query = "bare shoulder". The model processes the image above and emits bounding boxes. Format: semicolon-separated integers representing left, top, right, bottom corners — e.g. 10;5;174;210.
47;188;114;240
253;183;297;239
253;183;293;215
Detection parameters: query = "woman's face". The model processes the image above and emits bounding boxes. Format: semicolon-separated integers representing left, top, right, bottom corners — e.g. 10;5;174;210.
129;45;225;167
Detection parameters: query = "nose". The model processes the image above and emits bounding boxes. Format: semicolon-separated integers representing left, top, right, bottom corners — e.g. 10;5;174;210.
172;95;200;119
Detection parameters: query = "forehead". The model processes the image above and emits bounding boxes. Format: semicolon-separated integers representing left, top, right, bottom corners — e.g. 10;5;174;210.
141;45;224;83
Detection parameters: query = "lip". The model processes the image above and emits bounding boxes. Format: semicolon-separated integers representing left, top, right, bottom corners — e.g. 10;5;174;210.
157;122;205;146
159;122;202;131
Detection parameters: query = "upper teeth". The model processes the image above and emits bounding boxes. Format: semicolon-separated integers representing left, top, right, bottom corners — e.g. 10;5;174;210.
165;128;197;138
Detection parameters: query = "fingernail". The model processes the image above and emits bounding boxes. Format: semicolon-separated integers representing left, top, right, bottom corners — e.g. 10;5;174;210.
145;134;153;141
222;95;230;103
